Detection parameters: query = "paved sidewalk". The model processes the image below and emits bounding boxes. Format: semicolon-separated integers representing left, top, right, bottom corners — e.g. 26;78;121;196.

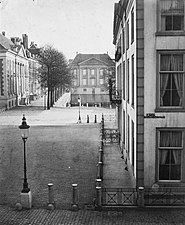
103;144;134;188
0;205;185;225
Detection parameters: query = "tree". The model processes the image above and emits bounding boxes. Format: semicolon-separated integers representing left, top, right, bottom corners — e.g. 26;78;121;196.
37;45;72;109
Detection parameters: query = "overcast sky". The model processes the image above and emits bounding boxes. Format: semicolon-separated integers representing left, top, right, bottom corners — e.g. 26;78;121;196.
0;0;117;60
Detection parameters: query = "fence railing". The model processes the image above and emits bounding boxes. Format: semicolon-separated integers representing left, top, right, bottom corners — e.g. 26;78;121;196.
144;187;185;206
102;188;137;206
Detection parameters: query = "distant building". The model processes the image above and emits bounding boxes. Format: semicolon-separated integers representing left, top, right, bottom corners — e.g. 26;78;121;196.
0;32;42;109
0;33;29;108
70;53;115;107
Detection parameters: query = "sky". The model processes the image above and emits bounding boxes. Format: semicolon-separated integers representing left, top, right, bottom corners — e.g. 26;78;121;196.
0;0;117;60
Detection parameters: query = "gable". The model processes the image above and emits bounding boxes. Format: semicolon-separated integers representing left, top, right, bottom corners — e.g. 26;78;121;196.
0;44;7;51
79;58;107;66
17;46;26;58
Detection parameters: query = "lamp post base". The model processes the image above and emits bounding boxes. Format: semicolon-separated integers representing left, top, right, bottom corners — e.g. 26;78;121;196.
20;191;32;209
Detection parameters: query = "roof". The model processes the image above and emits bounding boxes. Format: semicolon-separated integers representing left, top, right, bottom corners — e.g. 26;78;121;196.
71;53;115;67
0;33;14;50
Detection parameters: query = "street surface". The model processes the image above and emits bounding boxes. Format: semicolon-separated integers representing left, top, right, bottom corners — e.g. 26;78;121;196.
0;205;185;225
0;96;184;224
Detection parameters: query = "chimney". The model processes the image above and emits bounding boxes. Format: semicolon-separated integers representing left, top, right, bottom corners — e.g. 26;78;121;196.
11;37;16;44
22;34;28;49
2;31;5;36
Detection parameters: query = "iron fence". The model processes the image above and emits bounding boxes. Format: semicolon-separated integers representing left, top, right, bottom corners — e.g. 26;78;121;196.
102;188;137;206
144;187;185;206
103;129;120;144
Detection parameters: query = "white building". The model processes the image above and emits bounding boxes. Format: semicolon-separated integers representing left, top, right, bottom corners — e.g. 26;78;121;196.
113;0;185;189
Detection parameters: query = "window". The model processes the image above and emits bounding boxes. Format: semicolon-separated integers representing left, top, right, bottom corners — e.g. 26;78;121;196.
159;0;184;31
99;69;104;76
91;78;95;86
131;55;134;107
100;78;104;85
127;59;130;103
158;130;182;181
126;20;129;49
127;115;130;157
82;69;87;76
159;53;184;108
131;9;134;43
123;61;125;100
122;28;125;54
91;69;95;75
82;78;87;86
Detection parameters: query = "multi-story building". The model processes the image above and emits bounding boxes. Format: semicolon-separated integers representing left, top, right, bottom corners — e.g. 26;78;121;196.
0;33;29;108
113;0;185;189
70;53;115;107
0;33;41;109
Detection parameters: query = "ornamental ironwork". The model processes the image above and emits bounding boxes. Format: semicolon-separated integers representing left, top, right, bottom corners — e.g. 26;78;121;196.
102;188;137;206
108;78;122;105
103;129;120;144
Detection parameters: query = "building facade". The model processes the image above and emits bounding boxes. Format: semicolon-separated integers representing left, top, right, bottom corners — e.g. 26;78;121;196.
70;53;115;107
113;0;185;188
0;33;41;109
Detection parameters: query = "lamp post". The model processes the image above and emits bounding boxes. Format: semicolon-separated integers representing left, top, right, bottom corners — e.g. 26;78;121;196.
19;114;30;193
77;97;81;123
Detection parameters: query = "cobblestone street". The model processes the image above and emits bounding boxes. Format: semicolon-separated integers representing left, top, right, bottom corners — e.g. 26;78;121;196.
0;205;185;225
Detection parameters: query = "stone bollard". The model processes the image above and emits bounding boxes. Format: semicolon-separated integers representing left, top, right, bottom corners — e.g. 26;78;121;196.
87;115;89;123
137;187;144;207
94;115;97;123
47;183;55;210
71;184;79;211
96;187;102;210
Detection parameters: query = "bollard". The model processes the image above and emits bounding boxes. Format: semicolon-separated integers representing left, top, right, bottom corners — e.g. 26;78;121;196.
71;184;79;211
97;161;103;179
96;187;102;210
87;115;89;123
47;183;55;210
96;178;102;188
99;149;103;162
137;187;144;207
94;115;97;123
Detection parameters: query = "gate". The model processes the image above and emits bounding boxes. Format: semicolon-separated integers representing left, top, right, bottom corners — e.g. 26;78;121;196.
102;188;137;206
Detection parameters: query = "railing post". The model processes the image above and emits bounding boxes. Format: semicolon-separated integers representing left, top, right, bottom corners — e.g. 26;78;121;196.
47;183;55;210
96;187;102;210
137;187;145;207
71;184;79;211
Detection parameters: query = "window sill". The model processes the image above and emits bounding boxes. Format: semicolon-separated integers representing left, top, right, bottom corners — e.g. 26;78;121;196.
155;108;185;113
156;31;185;36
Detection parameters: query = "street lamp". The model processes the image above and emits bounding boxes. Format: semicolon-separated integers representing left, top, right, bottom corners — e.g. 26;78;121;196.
77;97;81;123
19;114;30;193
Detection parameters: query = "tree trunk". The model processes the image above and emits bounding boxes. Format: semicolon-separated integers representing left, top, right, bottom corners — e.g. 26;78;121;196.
47;88;50;110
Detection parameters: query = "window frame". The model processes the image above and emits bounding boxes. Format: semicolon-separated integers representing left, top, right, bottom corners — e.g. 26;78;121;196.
131;8;134;44
157;128;184;182
156;51;185;112
157;0;185;35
